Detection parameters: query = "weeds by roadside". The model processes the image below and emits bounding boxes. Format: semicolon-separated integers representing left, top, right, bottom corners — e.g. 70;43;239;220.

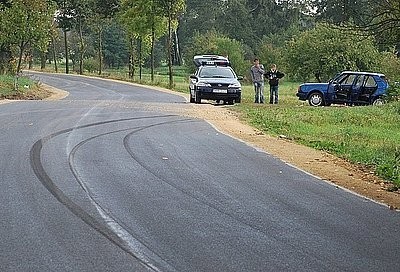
0;75;50;100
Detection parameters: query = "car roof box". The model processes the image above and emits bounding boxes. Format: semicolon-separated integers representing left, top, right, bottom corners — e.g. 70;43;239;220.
193;55;230;67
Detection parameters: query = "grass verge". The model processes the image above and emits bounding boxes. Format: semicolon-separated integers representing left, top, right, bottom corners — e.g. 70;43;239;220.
236;82;400;186
0;75;50;100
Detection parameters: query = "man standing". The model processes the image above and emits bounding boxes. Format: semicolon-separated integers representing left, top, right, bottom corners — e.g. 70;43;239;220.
250;58;265;103
265;64;284;104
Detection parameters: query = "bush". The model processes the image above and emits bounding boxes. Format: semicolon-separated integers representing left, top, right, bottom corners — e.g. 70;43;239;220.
387;83;400;102
183;30;248;76
284;23;380;82
83;58;99;73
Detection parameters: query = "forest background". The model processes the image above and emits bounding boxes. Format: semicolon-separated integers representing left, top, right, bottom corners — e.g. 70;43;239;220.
1;0;400;84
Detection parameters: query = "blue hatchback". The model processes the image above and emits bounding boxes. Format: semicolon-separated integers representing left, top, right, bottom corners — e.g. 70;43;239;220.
296;71;389;106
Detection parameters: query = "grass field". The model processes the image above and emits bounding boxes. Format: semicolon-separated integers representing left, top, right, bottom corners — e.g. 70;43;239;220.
236;81;400;185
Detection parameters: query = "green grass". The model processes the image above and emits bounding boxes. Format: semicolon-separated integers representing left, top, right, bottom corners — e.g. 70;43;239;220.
82;66;190;92
236;81;400;185
0;75;36;98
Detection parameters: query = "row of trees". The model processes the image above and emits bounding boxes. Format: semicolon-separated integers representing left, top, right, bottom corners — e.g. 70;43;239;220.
0;0;185;88
1;0;400;85
180;0;400;82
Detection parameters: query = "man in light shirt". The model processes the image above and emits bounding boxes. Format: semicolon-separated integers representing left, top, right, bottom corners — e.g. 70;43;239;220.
250;58;265;103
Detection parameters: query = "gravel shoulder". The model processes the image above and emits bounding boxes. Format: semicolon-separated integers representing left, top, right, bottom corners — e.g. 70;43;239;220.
5;76;399;210
184;103;400;210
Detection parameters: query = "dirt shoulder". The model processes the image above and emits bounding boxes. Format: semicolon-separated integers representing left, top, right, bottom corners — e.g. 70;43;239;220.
4;79;398;210
151;84;400;210
184;103;400;210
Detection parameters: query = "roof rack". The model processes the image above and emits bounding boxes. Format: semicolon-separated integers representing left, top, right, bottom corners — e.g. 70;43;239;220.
193;55;230;67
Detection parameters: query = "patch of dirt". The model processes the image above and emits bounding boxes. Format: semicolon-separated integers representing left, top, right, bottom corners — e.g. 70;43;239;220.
4;78;398;210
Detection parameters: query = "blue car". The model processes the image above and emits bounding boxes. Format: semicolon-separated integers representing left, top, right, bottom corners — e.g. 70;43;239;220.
296;71;389;106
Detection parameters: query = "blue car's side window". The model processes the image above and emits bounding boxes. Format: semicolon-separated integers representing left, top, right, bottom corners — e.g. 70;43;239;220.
342;74;357;85
354;75;365;88
365;76;377;87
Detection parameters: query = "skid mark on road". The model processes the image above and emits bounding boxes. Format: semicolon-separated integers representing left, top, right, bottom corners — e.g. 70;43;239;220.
30;115;187;272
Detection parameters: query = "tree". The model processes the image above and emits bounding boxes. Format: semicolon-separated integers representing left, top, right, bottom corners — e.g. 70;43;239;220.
155;0;186;89
184;30;247;76
119;0;151;80
219;0;255;47
179;0;224;54
0;0;55;74
256;23;302;74
54;0;76;74
179;0;304;55
308;0;400;51
119;0;166;81
309;0;370;25
102;22;129;69
0;0;14;74
74;0;91;75
285;23;380;82
89;0;120;75
356;1;400;49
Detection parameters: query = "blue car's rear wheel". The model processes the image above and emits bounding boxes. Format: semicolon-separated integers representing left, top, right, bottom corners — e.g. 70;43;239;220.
308;92;324;107
372;97;385;106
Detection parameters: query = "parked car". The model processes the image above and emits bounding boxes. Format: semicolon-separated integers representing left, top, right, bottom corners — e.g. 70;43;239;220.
189;55;242;104
296;71;389;106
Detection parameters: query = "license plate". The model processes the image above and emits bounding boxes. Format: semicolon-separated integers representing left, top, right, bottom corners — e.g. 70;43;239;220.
213;89;227;93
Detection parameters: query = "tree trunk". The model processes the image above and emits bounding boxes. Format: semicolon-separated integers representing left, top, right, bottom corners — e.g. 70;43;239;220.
64;30;69;74
17;41;25;74
98;26;103;75
167;14;173;89
151;21;155;82
40;51;46;70
174;30;182;66
0;45;12;75
139;38;142;81
28;50;33;70
52;35;58;73
128;38;135;79
78;16;84;75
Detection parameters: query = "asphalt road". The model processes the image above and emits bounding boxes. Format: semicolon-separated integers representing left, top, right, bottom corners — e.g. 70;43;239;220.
1;72;399;272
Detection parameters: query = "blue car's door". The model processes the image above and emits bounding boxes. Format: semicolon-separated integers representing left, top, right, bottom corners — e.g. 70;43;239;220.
336;74;357;101
357;76;378;104
350;75;366;103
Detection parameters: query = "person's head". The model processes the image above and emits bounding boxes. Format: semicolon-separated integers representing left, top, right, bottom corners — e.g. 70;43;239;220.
253;58;259;65
271;64;277;71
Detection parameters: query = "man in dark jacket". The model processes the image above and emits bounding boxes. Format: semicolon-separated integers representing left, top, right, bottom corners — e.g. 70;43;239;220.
265;64;284;104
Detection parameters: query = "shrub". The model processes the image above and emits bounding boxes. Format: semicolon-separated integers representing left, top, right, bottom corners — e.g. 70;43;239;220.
183;30;247;76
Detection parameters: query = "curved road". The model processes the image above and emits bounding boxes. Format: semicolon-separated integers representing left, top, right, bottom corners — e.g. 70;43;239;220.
1;72;399;272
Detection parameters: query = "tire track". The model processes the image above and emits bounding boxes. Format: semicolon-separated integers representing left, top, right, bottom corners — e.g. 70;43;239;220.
30;115;184;272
